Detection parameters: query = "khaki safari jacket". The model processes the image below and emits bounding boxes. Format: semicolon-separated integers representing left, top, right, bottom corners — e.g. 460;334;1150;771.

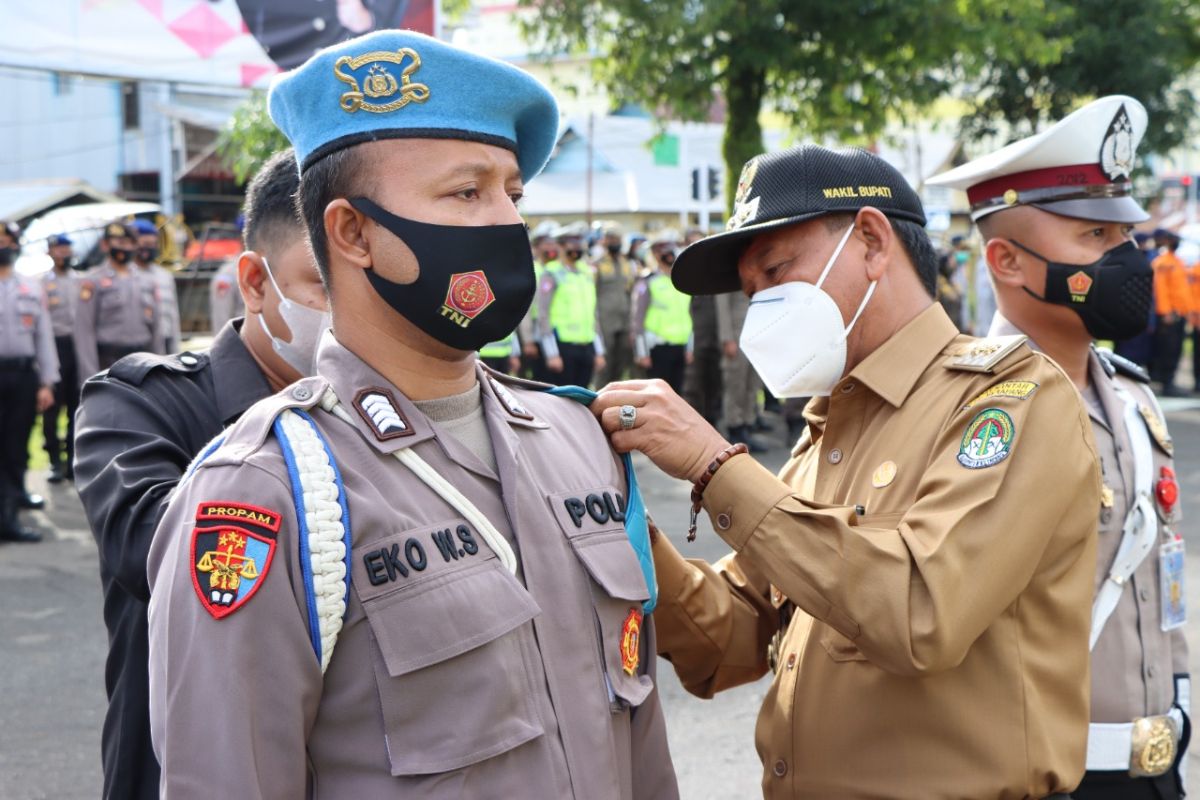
653;303;1101;800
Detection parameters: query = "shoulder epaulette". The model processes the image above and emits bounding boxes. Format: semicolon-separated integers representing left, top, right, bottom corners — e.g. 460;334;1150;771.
107;351;206;386
943;335;1028;374
1094;346;1150;384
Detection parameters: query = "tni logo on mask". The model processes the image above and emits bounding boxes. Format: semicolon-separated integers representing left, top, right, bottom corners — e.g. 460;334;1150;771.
441;271;496;328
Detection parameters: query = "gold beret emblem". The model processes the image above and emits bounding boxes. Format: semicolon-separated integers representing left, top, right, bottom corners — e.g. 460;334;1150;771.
334;47;431;114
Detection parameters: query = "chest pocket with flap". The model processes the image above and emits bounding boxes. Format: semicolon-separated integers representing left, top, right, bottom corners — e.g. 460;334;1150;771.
819;511;904;663
352;520;544;777
548;488;653;708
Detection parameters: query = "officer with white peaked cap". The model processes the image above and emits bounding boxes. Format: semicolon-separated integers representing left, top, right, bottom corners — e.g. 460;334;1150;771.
930;95;1189;800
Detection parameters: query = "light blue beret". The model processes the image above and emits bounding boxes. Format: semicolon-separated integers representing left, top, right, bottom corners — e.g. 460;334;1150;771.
267;30;560;180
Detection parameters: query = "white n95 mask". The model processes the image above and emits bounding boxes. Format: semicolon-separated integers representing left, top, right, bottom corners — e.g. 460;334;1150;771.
257;257;331;377
739;224;876;398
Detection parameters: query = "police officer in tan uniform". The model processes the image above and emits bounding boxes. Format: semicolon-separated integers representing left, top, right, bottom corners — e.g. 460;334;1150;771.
593;145;1101;799
595;221;638;384
931;95;1190;800
147;31;676;799
132;219;183;352
74;222;163;384
208;257;245;332
0;222;58;542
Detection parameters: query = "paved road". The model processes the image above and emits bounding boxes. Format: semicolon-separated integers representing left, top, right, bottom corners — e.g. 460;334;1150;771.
4;401;1200;799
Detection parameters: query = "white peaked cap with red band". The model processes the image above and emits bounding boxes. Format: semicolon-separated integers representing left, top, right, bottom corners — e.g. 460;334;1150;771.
928;95;1149;224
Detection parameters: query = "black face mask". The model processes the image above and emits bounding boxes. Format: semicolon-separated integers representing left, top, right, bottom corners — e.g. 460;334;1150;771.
656;251;676;267
1012;239;1153;341
606;243;621;256
136;246;159;263
0;246;15;266
110;247;133;265
565;248;584;261
351;198;536;352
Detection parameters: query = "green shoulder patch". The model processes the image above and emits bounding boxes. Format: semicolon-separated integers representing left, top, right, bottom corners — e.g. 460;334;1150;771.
957;408;1016;469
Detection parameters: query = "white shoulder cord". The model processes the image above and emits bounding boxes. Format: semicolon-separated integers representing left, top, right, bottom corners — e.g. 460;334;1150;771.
277;408;349;674
1089;380;1157;651
317;387;520;576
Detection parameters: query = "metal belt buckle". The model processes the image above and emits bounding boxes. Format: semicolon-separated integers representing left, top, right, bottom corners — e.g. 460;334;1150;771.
1129;714;1178;778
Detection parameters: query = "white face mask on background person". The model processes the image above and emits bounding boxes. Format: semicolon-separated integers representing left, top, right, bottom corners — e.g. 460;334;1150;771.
739;224;876;398
256;257;331;377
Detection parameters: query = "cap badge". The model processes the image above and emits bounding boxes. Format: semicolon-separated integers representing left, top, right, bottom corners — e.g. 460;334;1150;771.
727;158;761;231
1100;104;1134;182
442;270;496;328
335;48;431;114
1067;270;1094;301
1003;189;1019;206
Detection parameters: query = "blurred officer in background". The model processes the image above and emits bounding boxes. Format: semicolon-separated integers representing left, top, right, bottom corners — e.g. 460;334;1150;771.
478;331;521;374
594;144;1100;799
132;219;182;353
716;284;765;453
932;94;1191;800
522;222;559;381
0;221;58;542
41;233;79;483
74;222;163;385
631;229;691;393
682;227;723;425
539;222;606;386
1150;229;1189;396
74;149;324;800
595;220;637;384
209;256;245;333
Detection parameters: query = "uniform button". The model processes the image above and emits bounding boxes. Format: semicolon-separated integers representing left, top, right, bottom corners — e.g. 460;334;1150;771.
1139;587;1150;602
291;385;313;401
312;17;326;30
828;448;843;464
840;382;856;394
786;653;796;670
179;353;198;366
1100;509;1113;525
1148;665;1158;679
715;512;732;531
773;759;788;777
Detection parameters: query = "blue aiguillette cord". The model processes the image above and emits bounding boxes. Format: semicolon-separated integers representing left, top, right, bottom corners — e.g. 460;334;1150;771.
544;385;657;613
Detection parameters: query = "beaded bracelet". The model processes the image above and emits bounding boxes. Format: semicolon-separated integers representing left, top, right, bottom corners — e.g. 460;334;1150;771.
687;443;749;541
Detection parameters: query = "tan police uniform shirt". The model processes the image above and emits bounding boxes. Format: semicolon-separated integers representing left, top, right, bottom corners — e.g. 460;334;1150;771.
41;268;77;339
74;261;162;383
652;303;1100;799
146;336;678;799
595;252;637;338
208;258;244;333
991;316;1189;726
139;262;182;351
0;272;59;385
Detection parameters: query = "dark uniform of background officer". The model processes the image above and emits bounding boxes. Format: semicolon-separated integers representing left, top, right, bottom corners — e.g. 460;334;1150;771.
73;150;324;800
0;221;57;543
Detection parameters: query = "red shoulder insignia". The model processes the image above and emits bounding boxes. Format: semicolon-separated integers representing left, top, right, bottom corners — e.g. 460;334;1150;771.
190;502;280;619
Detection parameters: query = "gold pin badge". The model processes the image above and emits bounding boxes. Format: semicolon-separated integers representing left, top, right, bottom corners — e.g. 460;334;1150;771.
1100;484;1114;509
1004;189;1019;205
872;461;897;488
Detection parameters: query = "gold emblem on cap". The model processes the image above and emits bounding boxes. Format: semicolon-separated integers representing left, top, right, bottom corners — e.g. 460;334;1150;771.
1003;189;1019;205
734;158;759;205
872;461;897;489
335;48;430;114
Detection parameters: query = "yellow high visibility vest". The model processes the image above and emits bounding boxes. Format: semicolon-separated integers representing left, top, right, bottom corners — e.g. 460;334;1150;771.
547;263;597;345
644;273;692;345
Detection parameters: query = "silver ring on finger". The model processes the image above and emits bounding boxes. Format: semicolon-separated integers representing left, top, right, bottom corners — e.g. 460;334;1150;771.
618;404;637;430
